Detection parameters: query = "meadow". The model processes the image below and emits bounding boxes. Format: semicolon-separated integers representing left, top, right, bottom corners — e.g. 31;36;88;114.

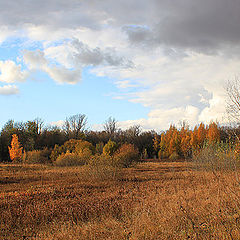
1;160;240;239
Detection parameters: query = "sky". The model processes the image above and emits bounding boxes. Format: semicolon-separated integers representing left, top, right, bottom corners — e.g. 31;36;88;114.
1;0;240;131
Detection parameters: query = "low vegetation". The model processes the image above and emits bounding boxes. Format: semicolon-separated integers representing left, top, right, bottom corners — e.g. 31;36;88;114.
2;160;240;239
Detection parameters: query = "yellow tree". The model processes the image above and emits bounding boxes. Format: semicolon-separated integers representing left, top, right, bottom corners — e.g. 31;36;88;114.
8;134;23;162
207;122;220;144
153;134;161;155
168;127;180;156
181;135;191;158
197;123;207;148
190;126;199;149
159;133;167;159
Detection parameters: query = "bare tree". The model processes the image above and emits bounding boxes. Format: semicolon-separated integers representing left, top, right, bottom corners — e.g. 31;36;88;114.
226;77;240;124
125;125;141;138
103;117;118;138
34;118;44;135
64;114;87;139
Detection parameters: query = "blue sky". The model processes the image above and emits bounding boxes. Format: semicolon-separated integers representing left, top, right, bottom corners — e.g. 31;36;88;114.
1;0;240;131
0;35;149;129
0;61;149;129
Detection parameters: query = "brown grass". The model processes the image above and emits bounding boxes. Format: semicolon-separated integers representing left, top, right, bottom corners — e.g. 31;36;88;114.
1;161;240;239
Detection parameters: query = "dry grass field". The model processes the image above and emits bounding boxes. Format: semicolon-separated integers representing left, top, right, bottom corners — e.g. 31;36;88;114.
1;161;240;239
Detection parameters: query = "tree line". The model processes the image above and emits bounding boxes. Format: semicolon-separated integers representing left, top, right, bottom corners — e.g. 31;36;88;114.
0;115;155;162
1;113;240;163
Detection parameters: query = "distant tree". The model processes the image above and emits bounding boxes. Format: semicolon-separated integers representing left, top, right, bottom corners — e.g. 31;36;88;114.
103;117;118;139
25;118;44;135
8;134;23;162
181;134;192;159
207;122;220;144
159;133;167;159
63;114;87;139
39;126;66;149
226;77;240;124
153;134;161;156
123;125;141;147
1;120;17;161
125;125;141;138
197;123;207;148
190;126;199;150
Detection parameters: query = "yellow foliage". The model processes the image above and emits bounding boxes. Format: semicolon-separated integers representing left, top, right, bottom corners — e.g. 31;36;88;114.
8;134;23;162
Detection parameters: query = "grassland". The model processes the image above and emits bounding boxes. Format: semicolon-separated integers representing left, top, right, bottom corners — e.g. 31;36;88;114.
1;161;240;239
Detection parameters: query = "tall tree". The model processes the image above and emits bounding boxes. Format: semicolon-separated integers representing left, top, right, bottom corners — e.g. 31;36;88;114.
103;117;118;139
8;134;23;162
207;122;220;144
226;77;240;124
63;114;87;139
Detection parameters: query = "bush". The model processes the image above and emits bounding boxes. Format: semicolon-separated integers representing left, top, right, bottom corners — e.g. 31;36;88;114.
77;148;93;163
193;142;239;171
113;144;139;167
50;139;95;162
169;152;180;161
87;153;113;166
103;140;118;156
96;142;104;154
23;148;51;164
75;140;95;155
54;152;85;167
83;154;121;181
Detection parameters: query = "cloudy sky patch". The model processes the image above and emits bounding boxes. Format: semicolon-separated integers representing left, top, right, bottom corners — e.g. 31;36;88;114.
0;0;239;130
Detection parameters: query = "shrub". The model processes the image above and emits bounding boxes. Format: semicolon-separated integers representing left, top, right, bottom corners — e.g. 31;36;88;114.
50;144;63;162
54;152;85;167
169;152;180;161
83;154;121;181
96;142;104;154
103;140;118;156
193;142;239;171
113;144;139;167
81;164;121;182
23;148;51;164
88;153;113;166
77;148;93;163
50;139;95;162
75;140;95;155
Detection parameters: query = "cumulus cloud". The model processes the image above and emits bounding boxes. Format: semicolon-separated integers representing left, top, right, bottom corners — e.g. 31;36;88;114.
44;39;134;69
116;105;199;131
22;39;134;84
0;60;27;83
23;49;81;84
0;85;19;95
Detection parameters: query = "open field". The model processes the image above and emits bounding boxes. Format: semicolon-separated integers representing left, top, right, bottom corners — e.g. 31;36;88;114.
1;161;240;239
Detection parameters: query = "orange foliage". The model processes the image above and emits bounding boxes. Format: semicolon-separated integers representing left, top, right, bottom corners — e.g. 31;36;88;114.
190;126;198;149
197;123;207;148
153;134;161;153
207;122;220;144
8;134;23;162
158;121;219;160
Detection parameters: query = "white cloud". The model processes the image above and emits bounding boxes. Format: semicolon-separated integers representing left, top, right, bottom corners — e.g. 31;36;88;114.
23;49;81;84
0;85;19;95
117;105;199;131
50;120;64;128
1;0;240;129
0;60;27;83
